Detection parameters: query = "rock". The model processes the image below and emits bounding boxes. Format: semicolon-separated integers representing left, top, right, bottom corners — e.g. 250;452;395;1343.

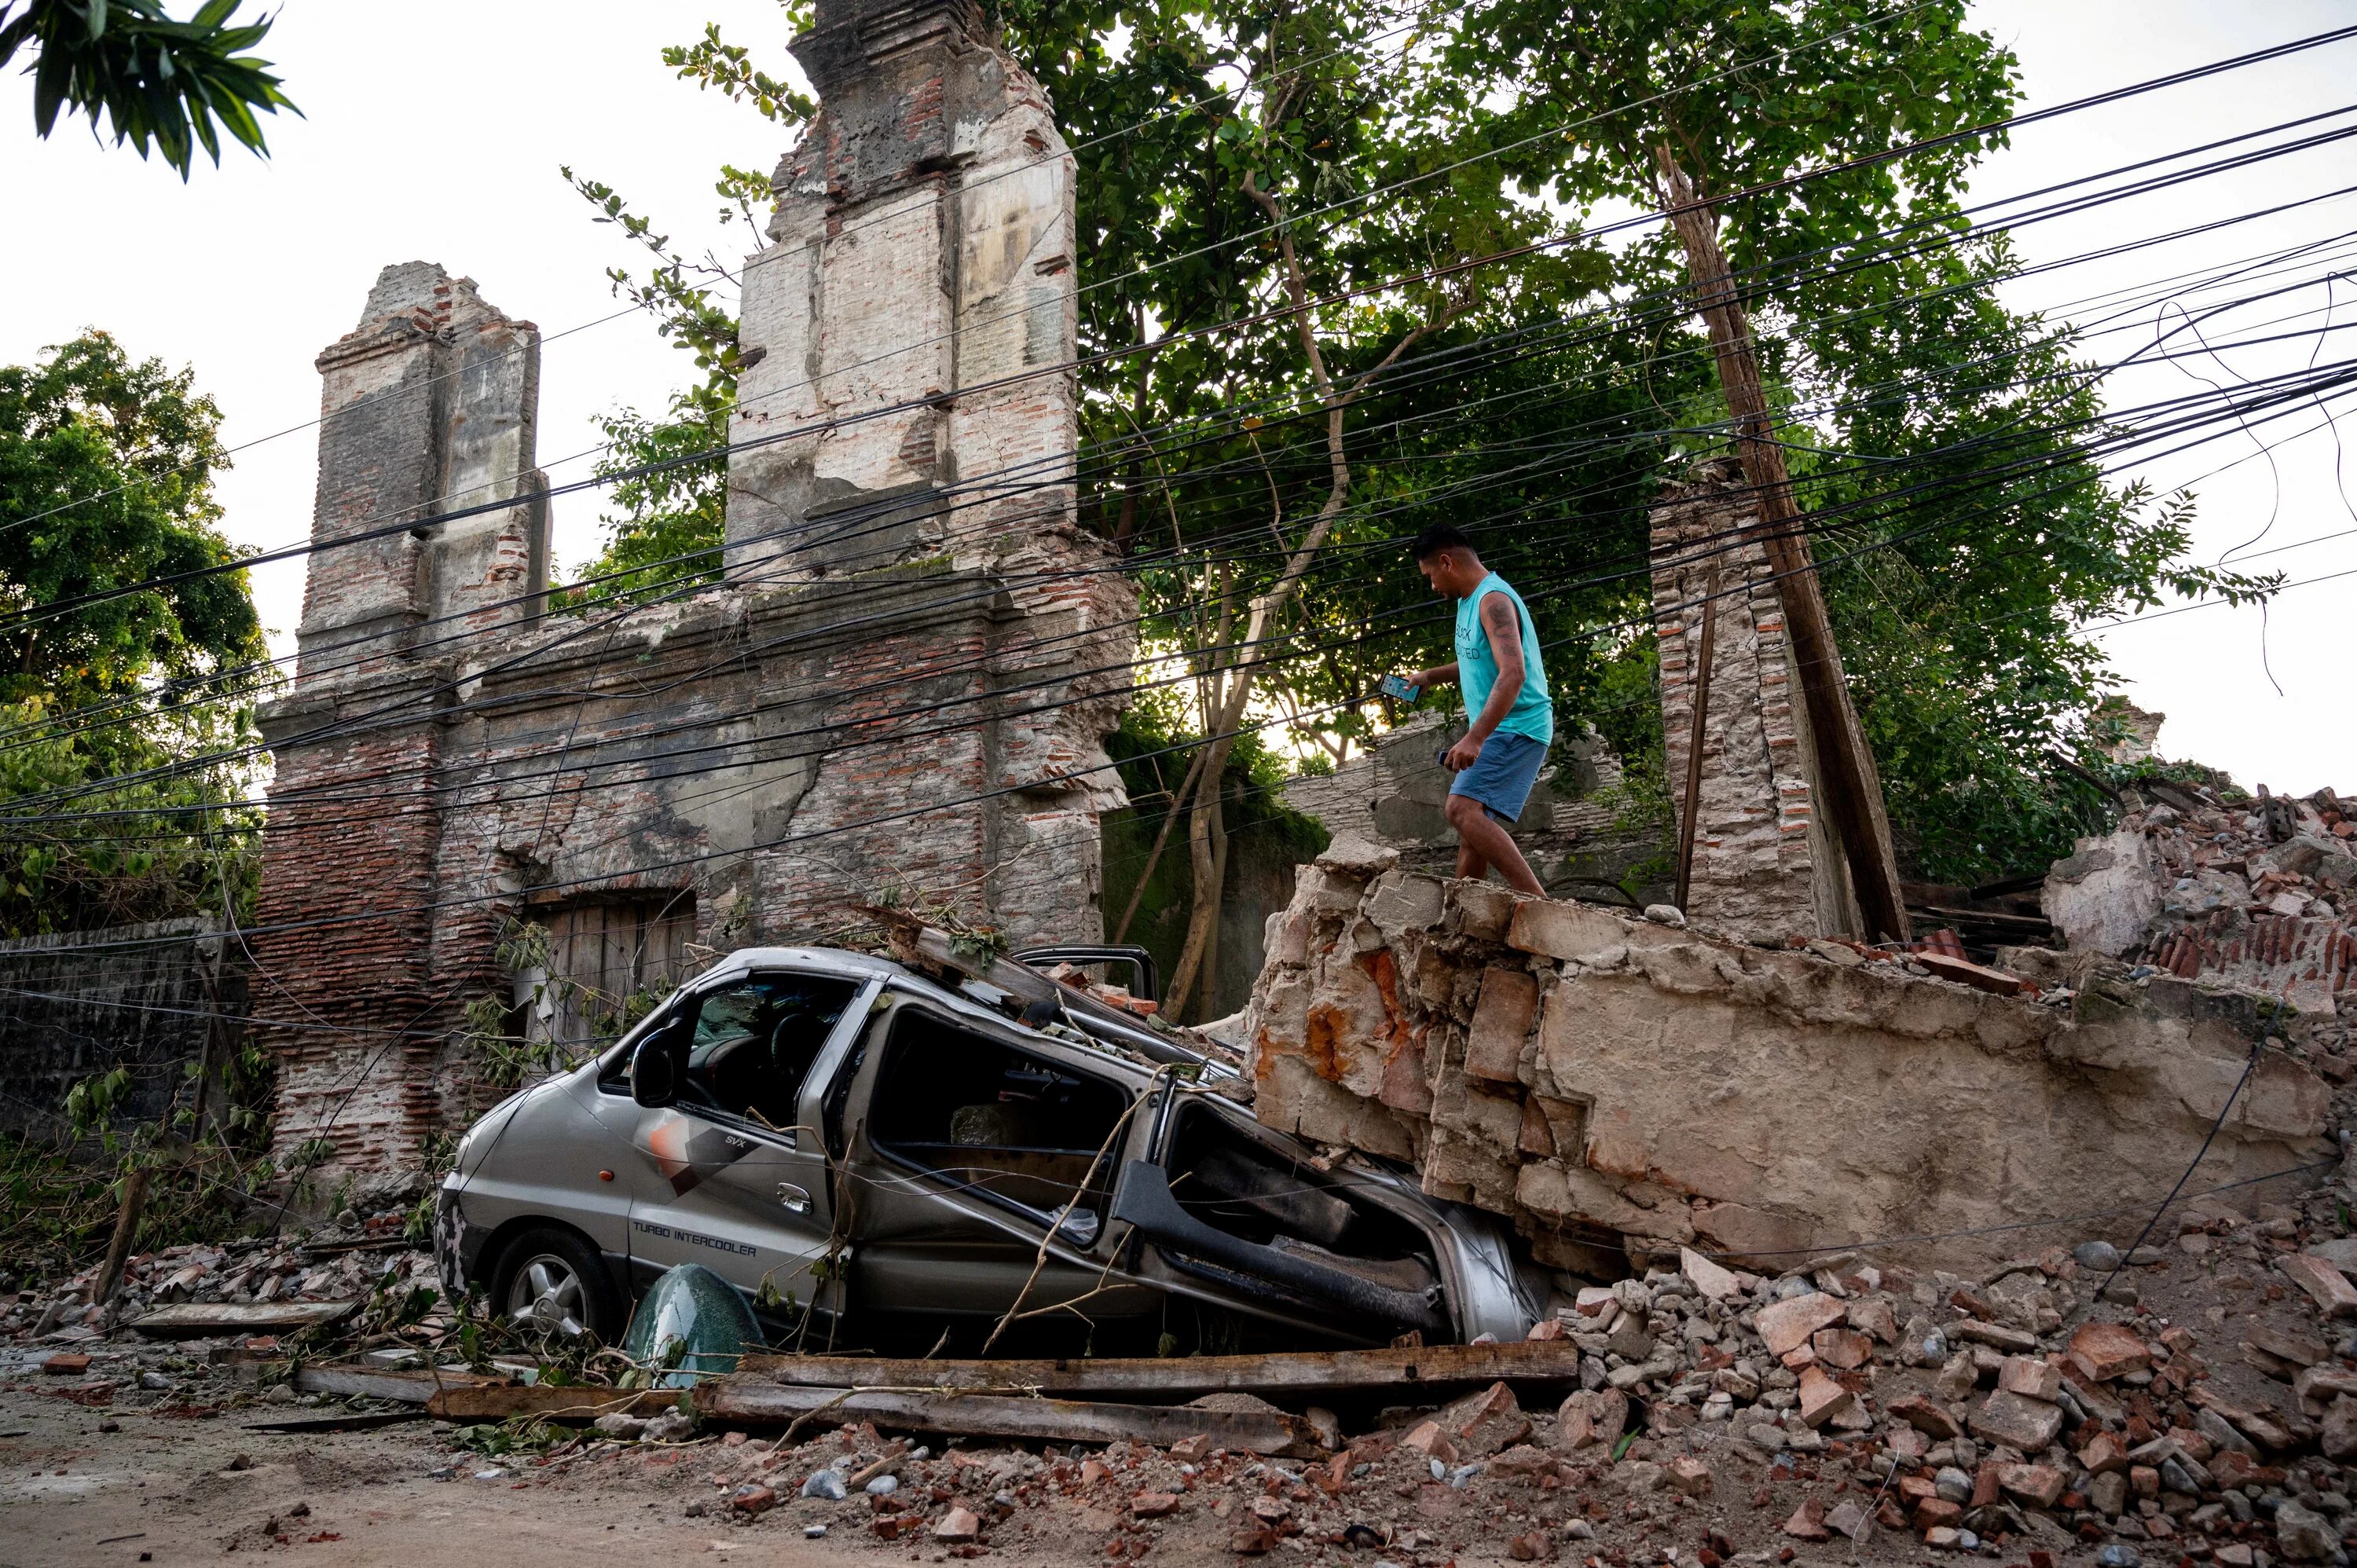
1681;1247;1744;1302
1553;1388;1626;1452
2068;1322;2152;1381
2295;1363;2357;1413
1782;1498;1831;1541
2089;1471;2128;1519
2277;1500;2338;1563
2076;1240;2123;1271
2079;1430;2132;1474
2095;1545;2143;1568
1642;903;1686;926
1131;1493;1182;1519
1813;1328;1874;1369
2279;1255;2357;1318
1434;1380;1531;1456
864;1474;899;1497
1998;1464;2066;1508
592;1412;648;1440
1618;1461;1665;1493
1924;1526;1966;1551
2307;1237;2357;1278
1508;1530;1553;1561
1316;834;1399;878
1402;1421;1458;1466
2322;1394;2357;1460
1971;1390;2066;1451
730;1484;779;1515
1997;1355;2062;1401
1605;1317;1655;1363
1847;1295;1899;1344
798;1471;847;1501
932;1506;982;1543
1825;1499;1870;1542
1797;1365;1854;1428
1934;1467;1974;1504
1935;1350;1979;1401
1666;1456;1712;1497
2196;1406;2261;1460
2249;1323;2330;1368
1917;1499;1964;1529
1890;1394;1963;1439
1754;1291;1849;1357
2192;1389;2296;1450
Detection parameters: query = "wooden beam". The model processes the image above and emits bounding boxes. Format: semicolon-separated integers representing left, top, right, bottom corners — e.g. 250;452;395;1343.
695;1379;1323;1456
1653;148;1909;942
425;1384;684;1423
732;1339;1583;1401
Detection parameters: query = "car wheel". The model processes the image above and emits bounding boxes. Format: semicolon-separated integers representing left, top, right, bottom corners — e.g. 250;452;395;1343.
491;1227;622;1343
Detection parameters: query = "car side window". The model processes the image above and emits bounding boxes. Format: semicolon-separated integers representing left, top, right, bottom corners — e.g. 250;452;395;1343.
677;973;859;1131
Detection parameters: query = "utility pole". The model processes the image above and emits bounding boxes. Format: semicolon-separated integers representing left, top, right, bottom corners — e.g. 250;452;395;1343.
1653;147;1909;943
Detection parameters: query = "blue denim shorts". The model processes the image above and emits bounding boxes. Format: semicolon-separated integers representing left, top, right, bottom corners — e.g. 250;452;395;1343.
1448;731;1548;823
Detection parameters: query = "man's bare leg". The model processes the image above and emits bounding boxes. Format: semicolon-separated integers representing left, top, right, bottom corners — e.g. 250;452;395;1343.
1445;794;1546;896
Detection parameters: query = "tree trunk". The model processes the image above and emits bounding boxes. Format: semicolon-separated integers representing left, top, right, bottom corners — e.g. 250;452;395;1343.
90;1166;150;1307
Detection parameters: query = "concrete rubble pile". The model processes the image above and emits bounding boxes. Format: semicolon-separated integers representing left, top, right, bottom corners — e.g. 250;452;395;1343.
2047;785;2355;1023
2;1207;430;1346
295;1209;2357;1566
1241;834;2334;1273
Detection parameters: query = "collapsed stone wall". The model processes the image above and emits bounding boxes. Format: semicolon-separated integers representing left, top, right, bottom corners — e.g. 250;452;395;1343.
2046;784;2354;1024
251;1;1133;1189
0;918;245;1143
1243;836;2334;1272
1282;716;1667;905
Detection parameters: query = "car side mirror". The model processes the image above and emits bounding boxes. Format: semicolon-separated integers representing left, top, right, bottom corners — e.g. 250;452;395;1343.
630;1020;684;1108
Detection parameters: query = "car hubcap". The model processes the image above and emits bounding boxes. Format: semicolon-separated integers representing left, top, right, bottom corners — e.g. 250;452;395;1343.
505;1255;588;1338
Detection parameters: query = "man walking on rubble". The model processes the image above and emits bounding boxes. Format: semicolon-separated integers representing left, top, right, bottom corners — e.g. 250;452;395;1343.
1397;524;1552;897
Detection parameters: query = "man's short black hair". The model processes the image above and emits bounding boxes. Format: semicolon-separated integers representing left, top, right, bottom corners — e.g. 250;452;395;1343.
1411;523;1478;562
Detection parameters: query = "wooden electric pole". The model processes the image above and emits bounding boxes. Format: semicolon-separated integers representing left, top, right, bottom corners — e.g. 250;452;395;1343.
1653;147;1909;943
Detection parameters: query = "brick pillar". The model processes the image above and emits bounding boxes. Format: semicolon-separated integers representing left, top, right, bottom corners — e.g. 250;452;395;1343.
254;263;548;1194
728;0;1132;943
1651;458;1863;943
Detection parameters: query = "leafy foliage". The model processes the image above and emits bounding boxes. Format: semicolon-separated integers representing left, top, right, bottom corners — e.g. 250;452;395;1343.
0;330;265;936
576;0;2275;888
0;0;299;177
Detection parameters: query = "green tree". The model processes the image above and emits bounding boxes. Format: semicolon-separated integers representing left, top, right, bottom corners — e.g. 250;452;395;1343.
2;0;298;177
0;330;265;934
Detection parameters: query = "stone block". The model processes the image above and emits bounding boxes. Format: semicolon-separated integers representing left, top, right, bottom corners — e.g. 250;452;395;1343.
1435;1380;1531;1456
1553;1387;1627;1452
1315;833;1399;879
2067;1322;2152;1381
1996;1355;2062;1401
1451;881;1520;942
1888;1394;1961;1441
1507;898;1634;964
1464;969;1539;1084
1996;1464;2065;1509
1969;1389;2066;1451
1796;1365;1854;1428
2279;1254;2357;1318
1754;1291;1848;1357
1365;870;1446;932
1680;1246;1743;1302
1813;1327;1873;1370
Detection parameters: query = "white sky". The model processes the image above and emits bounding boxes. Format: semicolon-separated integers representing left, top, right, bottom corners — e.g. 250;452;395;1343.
0;1;2348;795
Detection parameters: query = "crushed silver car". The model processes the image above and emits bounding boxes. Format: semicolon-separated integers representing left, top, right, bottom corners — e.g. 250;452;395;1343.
436;943;1542;1353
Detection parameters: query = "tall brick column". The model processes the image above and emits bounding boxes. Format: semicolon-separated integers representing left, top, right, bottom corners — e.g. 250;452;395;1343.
1651;458;1864;943
254;266;548;1193
729;0;1133;943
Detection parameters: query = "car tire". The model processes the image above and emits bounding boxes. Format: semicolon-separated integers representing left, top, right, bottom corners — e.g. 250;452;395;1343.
489;1226;625;1344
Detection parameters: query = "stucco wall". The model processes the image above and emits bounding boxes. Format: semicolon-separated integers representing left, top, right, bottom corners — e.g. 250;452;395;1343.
1244;837;2334;1270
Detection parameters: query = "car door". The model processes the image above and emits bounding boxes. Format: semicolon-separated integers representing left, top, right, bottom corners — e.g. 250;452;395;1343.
839;993;1160;1330
622;969;867;1324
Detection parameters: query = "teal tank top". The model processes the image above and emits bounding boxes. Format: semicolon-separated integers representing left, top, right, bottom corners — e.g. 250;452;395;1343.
1454;572;1552;744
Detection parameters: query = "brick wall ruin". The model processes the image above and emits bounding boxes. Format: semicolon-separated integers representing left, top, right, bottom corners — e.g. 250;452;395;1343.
251;0;1132;1191
1242;836;2333;1270
0;918;245;1144
1650;458;1861;943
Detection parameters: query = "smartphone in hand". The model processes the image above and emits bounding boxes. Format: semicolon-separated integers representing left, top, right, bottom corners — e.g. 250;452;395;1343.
1380;673;1421;702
